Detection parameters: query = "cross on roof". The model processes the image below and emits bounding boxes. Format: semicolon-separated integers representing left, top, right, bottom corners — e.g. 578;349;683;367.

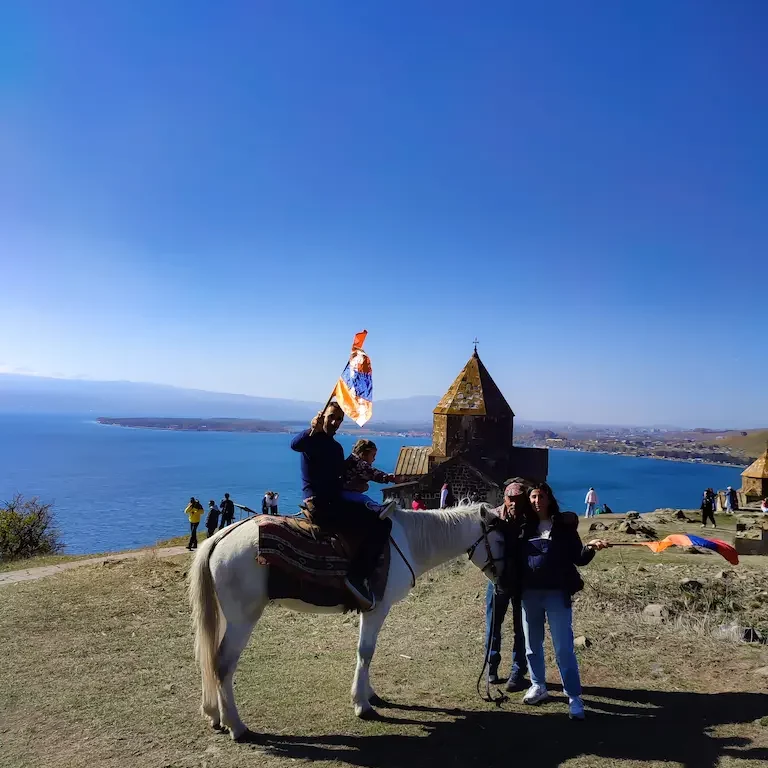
473;337;479;353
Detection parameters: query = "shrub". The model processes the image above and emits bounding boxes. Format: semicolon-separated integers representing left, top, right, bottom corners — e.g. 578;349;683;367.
0;495;63;561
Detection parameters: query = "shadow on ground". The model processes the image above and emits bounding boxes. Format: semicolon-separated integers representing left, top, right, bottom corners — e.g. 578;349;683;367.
239;687;768;768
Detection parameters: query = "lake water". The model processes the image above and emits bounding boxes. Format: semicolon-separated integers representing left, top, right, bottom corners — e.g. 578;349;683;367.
0;414;743;555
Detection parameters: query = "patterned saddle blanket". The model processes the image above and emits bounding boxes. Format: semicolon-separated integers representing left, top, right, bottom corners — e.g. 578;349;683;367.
254;515;390;610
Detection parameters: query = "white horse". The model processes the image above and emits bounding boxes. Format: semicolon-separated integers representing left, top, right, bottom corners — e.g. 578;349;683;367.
188;503;505;739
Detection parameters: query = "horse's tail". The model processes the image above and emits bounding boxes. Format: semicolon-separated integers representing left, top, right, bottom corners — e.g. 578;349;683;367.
189;534;222;714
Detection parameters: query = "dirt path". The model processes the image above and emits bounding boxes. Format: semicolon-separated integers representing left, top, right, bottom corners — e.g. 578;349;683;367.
0;546;190;587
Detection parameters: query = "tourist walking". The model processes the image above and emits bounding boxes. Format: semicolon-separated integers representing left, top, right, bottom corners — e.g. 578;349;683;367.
584;487;598;518
411;493;427;511
725;486;738;514
206;500;220;537
219;492;235;528
485;480;530;691
519;482;607;720
700;490;716;528
440;482;455;509
185;496;203;550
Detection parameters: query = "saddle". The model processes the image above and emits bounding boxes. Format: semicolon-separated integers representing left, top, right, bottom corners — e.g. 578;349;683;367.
254;515;390;611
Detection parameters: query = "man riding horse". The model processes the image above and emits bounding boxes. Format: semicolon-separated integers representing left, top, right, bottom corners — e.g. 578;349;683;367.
290;402;392;610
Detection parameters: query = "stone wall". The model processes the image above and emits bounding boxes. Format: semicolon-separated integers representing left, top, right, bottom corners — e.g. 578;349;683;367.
382;459;503;509
734;527;768;556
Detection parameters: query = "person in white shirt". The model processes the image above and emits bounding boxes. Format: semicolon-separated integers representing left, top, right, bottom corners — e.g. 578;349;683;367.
584;488;598;518
261;491;280;516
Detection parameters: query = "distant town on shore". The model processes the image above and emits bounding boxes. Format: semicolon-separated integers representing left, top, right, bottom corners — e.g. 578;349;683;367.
97;417;766;467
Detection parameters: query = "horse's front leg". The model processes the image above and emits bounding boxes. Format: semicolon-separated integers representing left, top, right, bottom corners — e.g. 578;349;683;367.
351;604;389;718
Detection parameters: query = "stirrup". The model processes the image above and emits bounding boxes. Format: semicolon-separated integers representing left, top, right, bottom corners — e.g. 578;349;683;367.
378;499;397;520
344;577;376;611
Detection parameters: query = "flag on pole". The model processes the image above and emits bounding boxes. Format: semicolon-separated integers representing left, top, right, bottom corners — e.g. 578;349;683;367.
641;534;739;565
333;330;373;427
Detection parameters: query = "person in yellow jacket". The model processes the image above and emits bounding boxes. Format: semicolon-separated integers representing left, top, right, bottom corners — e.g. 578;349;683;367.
185;496;203;550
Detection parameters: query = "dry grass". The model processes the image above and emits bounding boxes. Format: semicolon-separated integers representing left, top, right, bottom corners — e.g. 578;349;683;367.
1;547;768;768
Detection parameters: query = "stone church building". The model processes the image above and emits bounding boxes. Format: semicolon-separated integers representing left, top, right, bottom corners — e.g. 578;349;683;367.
382;348;548;509
739;444;768;506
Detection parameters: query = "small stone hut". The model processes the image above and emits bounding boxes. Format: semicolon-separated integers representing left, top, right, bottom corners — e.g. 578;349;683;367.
382;348;548;509
739;445;768;505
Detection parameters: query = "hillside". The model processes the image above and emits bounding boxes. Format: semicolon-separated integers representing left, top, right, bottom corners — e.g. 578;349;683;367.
0;373;439;424
713;430;768;459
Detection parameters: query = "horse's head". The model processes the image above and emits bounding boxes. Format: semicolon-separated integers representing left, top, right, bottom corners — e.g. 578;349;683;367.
466;504;506;585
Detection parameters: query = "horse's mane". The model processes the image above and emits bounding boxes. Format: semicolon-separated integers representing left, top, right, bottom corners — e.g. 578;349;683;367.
392;503;492;564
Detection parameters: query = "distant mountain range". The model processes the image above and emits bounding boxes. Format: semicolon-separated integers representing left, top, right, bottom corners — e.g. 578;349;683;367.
0;373;438;425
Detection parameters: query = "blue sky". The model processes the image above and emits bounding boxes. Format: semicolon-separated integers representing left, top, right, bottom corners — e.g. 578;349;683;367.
1;1;766;428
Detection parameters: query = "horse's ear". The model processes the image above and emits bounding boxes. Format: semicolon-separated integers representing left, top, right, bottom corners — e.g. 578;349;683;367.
480;504;488;519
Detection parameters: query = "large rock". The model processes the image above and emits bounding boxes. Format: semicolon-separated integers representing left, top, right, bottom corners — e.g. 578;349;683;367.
642;603;668;624
574;635;592;649
616;519;658;537
625;511;641;520
589;522;608;531
680;578;703;591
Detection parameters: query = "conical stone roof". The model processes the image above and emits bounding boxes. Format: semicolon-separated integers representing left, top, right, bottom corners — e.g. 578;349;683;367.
742;446;768;479
433;350;514;417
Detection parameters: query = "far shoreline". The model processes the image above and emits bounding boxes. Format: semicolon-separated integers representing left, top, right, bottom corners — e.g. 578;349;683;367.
95;418;745;469
544;445;748;470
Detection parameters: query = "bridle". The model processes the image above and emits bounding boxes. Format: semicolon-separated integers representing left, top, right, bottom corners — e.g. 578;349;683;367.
466;507;505;581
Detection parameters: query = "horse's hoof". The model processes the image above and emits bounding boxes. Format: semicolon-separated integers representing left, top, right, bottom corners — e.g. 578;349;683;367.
355;706;377;720
209;718;223;731
229;724;248;741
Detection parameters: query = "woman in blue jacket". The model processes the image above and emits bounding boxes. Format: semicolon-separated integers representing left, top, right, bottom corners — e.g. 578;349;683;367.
518;483;607;720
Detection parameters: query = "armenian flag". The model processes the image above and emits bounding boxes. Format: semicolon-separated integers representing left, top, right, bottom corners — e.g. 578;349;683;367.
333;331;373;427
641;534;739;565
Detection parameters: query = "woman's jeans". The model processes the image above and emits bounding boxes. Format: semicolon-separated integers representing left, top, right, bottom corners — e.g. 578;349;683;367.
485;582;527;677
521;588;581;697
585;503;596;517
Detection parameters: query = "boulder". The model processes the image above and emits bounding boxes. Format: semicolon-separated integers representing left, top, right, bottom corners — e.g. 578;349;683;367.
674;510;690;521
642;603;668;624
589;522;608;532
680;578;703;591
625;511;640;520
574;635;592;649
617;519;657;537
755;667;768;678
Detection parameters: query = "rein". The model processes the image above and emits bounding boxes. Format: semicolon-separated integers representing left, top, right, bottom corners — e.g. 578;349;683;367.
466;510;507;706
389;536;416;588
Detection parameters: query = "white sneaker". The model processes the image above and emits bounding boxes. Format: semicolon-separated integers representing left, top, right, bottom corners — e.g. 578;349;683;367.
568;696;585;720
522;684;549;705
